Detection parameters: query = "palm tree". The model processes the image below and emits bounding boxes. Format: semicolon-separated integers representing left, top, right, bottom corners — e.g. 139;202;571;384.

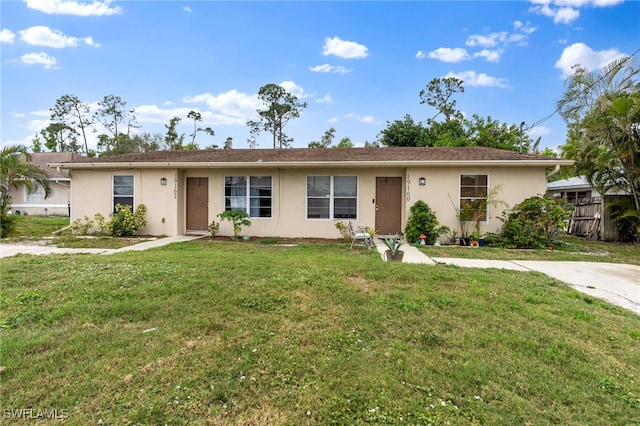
1;144;52;237
558;58;640;205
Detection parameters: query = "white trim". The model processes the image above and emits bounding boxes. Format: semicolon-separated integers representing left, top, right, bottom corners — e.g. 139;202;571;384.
306;175;358;220
112;174;135;211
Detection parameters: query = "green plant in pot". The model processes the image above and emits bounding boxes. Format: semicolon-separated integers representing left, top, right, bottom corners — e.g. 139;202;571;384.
383;235;404;262
217;210;251;241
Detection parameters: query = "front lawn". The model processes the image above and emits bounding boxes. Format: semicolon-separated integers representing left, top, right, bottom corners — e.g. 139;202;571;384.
1;241;638;425
419;235;640;266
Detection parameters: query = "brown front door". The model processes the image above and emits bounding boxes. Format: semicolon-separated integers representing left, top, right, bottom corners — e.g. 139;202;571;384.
186;177;208;230
375;177;402;235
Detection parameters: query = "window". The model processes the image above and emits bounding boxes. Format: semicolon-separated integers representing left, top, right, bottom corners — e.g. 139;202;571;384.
562;191;590;203
225;176;272;218
307;176;357;219
25;184;44;202
113;175;134;210
460;175;488;221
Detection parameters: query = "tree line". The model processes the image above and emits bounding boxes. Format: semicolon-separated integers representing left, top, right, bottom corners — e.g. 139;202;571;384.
33;94;229;157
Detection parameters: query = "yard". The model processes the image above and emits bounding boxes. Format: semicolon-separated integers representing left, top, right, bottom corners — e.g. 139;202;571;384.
1;236;639;424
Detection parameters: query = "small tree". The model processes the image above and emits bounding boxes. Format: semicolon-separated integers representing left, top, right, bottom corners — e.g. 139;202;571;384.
218;210;251;240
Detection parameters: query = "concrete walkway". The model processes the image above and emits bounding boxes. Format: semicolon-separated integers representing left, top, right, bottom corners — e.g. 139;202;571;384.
373;238;640;315
0;235;202;258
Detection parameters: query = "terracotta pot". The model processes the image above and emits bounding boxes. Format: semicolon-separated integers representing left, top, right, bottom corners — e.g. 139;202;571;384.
385;250;404;262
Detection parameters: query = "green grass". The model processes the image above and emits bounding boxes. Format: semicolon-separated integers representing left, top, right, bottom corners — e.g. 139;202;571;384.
419;235;640;266
4;215;153;249
1;241;639;425
10;215;69;238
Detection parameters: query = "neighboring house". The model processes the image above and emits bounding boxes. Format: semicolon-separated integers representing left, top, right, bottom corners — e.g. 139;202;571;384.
8;152;88;216
546;176;597;202
50;147;572;238
546;176;630;201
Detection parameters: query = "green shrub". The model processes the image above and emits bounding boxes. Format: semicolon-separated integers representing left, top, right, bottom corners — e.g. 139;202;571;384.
497;195;572;249
0;193;17;238
404;200;444;244
71;215;95;235
94;204;147;237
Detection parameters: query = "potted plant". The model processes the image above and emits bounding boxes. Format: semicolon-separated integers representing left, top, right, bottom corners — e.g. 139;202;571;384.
469;230;482;247
382;235;404;262
449;186;506;246
217;210;251;241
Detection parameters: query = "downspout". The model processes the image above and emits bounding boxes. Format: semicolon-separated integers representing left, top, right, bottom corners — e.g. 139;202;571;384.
546;164;561;179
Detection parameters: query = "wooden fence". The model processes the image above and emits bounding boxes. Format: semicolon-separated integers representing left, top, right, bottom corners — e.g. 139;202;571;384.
566;195;632;241
567;197;601;239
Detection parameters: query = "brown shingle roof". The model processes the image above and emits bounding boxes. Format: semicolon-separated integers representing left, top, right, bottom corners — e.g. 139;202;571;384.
60;147;566;165
28;152;90;178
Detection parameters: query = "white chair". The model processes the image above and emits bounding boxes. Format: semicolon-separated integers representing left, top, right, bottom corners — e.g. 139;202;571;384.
349;221;372;250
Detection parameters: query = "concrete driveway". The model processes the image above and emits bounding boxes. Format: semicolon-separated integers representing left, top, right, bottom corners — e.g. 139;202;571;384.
374;240;640;315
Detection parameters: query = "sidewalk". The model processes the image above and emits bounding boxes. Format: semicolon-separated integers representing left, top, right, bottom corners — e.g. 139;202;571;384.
0;235;202;258
372;238;640;315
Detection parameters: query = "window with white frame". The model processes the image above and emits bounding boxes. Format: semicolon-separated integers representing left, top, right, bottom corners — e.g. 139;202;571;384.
25;184;44;202
307;175;357;219
460;175;488;221
113;175;134;210
224;176;272;218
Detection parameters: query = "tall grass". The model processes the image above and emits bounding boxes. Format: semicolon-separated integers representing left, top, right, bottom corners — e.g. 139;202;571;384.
1;241;639;425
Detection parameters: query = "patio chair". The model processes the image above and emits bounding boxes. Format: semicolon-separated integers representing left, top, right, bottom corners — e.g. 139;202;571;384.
349;221;372;250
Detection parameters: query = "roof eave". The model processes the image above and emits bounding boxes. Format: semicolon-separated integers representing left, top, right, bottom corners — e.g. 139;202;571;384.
49;159;574;169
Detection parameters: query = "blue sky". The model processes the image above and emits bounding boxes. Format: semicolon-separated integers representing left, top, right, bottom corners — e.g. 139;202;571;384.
1;0;638;152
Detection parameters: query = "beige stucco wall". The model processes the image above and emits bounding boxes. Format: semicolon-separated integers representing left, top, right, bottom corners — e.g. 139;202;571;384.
406;166;548;236
8;181;71;216
69;165;548;238
71;169;180;236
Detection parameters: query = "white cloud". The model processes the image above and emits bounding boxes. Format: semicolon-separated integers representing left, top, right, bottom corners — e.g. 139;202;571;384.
555;42;626;77
316;94;333;103
0;28;15;44
344;113;379;124
473;49;502;62
427;47;470;63
466;32;508;48
529;0;621;24
19;26;99;48
183;6;192;12
328;117;338;124
554;7;581;23
279;80;312;99
135;104;246;127
513;20;537;35
444;70;509;88
323;36;368;59
21;52;57;69
527;126;550;138
25;0;123;16
183;89;260;122
309;63;351;74
416;50;427;60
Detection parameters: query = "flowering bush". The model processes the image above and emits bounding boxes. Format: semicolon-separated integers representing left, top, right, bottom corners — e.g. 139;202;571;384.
94;204;147;237
71;215;95;235
497;195;571;248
